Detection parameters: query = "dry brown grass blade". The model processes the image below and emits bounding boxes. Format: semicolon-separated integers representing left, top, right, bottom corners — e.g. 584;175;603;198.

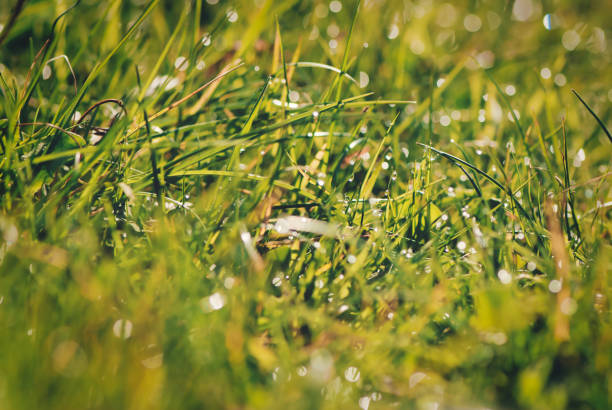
19;39;50;102
184;60;244;117
129;62;244;134
76;98;126;126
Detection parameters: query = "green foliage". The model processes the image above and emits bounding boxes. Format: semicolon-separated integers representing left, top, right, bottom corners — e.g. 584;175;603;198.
0;0;611;409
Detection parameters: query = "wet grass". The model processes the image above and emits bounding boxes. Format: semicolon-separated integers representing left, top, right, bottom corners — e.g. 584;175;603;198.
0;1;611;409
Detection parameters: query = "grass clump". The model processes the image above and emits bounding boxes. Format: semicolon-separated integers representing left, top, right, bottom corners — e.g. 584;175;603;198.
0;1;611;409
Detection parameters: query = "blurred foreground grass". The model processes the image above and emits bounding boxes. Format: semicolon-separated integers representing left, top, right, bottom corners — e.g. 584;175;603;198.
0;0;611;408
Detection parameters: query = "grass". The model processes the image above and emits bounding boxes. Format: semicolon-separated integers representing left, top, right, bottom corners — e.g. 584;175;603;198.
0;0;611;408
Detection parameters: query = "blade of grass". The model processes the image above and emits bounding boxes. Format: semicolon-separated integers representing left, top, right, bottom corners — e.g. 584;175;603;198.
572;89;612;143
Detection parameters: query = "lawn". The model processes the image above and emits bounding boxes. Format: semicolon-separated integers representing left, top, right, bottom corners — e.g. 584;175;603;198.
0;0;611;408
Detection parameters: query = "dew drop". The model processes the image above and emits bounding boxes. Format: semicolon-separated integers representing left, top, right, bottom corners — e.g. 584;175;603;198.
329;0;342;13
344;366;361;382
548;279;562;293
201;292;225;312
201;33;212;46
289;90;300;102
562;30;580;51
387;24;400;40
174;56;188;71
224;277;235;289
464;14;482;32
226;10;238;23
554;73;567;87
512;0;533;22
113;319;133;339
359;71;369;88
359;396;371;410
42;65;52;80
409;372;426;388
497;269;512;284
542;13;556;30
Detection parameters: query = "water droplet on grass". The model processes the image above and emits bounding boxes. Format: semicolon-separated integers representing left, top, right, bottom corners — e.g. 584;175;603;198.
113;319;133;339
359;71;369;88
573;148;586;167
554;73;567;86
201;33;212;46
174;56;188;71
201;292;225;312
226;10;238;22
548;279;562;293
507;109;521;121
359;396;371;410
387;24;400;40
476;50;495;68
344;366;360;382
42;65;52;80
224;277;235;289
410;38;425;54
497;269;512;284
543;13;556;30
562;30;580;50
327;23;340;38
289;90;300;102
513;0;533;21
409;372;426;388
464;14;482;32
487;11;501;29
329;0;342;13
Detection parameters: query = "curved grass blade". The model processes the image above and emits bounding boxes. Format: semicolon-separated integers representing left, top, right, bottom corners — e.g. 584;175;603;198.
572;89;612;143
287;62;358;86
